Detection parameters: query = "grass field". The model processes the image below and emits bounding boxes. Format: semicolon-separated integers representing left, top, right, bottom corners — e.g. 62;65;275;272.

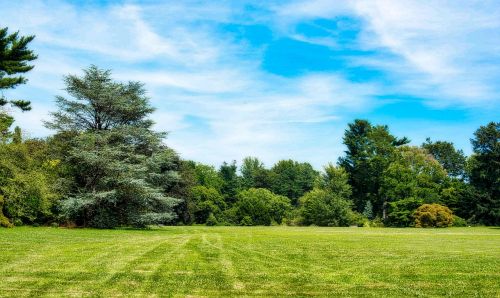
0;227;499;297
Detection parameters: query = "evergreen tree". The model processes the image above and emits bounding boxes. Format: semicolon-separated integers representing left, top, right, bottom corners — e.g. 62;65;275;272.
45;66;179;228
362;200;374;220
468;122;500;225
0;27;37;112
218;160;240;205
339;119;409;215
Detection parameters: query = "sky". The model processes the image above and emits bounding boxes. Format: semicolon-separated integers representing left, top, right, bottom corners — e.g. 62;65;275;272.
1;0;499;169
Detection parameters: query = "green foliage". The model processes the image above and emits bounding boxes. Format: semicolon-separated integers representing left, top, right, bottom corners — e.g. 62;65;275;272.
380;146;447;226
452;215;467;227
339;119;409;215
380;146;447;215
192;163;224;192
0;195;13;227
315;163;352;198
422;138;466;178
240;156;270;189
414;204;454;228
468;122;500;225
47;66;178;228
269;159;318;206
234;188;291;226
0;138;60;226
386;197;423;227
205;213;218;226
0;113;14;143
218;160;241;204
240;215;253;226
362;200;374;220
300;189;353;226
189;185;226;224
0;27;37;112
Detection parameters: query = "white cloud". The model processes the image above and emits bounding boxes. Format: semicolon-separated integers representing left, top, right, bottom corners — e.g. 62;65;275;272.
2;0;497;168
275;0;500;106
0;0;378;168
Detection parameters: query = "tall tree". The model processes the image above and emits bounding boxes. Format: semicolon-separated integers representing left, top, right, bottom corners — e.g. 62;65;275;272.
269;159;318;206
468;122;500;225
422;138;466;178
339;119;409;215
380;146;448;226
218;160;240;205
240;156;270;189
45;66;179;228
0;27;37;112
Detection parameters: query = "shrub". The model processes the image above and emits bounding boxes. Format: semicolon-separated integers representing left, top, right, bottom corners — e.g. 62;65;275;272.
386;197;423;227
206;213;218;226
349;212;368;227
189;186;226;224
452;215;467;227
240;215;253;226
300;189;353;227
0;195;13;228
414;203;454;228
234;188;291;226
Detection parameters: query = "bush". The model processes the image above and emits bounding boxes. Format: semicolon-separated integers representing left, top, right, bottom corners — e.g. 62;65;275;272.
189;186;226;224
234;188;291;226
386;197;423;227
369;217;385;227
349;212;368;227
452;215;467;227
0;195;13;228
300;189;353;227
206;213;218;226
240;215;253;226
414;203;454;228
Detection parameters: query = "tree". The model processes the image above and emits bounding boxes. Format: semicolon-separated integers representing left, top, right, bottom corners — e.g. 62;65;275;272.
299;188;353;226
339;119;409;215
218;160;240;205
0;136;60;226
191;162;224;192
315;163;352;198
240;156;270;189
0;27;37;112
269;159;318;206
362;200;374;220
189;185;226;224
468;122;500;225
414;204;454;228
380;146;448;226
45;66;179;228
233;188;291;226
422;138;466;178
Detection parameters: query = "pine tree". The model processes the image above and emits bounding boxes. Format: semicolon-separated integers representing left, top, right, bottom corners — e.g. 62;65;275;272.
46;66;179;228
0;27;37;112
362;200;373;220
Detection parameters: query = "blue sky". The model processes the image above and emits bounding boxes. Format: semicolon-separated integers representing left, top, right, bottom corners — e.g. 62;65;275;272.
2;0;499;168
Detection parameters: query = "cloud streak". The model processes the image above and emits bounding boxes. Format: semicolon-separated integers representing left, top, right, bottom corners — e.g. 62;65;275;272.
2;0;499;168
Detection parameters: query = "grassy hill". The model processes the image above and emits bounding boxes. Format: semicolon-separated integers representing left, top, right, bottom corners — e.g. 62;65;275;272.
1;226;499;297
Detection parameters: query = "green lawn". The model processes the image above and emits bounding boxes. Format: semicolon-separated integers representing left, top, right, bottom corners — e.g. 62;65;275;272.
0;227;499;297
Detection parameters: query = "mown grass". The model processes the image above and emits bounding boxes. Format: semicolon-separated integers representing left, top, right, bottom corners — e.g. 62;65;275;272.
0;226;499;297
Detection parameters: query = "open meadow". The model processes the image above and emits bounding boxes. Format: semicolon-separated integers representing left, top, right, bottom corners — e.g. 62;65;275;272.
0;226;499;297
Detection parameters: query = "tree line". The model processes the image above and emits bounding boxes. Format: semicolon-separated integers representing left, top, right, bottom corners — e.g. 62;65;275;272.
1;27;499;228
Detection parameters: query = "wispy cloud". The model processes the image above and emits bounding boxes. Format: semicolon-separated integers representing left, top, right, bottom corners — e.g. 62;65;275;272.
2;0;498;167
275;0;500;106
